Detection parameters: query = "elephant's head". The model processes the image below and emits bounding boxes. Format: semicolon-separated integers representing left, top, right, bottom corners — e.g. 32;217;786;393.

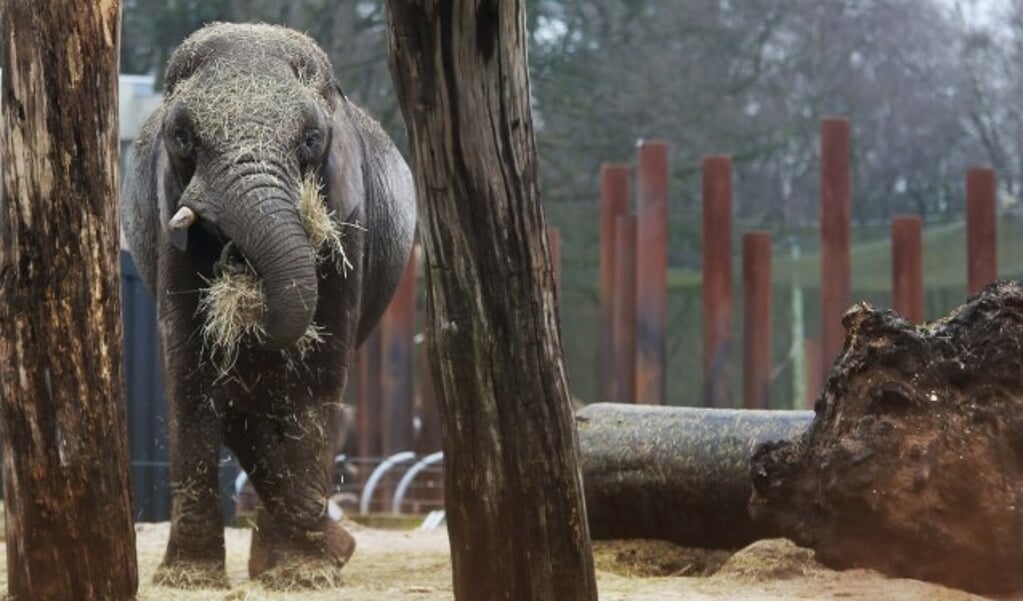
156;23;353;351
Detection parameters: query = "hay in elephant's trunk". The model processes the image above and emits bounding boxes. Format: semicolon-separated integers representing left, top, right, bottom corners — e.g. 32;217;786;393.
298;171;361;276
198;173;357;375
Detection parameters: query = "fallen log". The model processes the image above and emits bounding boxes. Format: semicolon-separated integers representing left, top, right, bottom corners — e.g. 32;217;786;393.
577;403;812;549
750;281;1023;595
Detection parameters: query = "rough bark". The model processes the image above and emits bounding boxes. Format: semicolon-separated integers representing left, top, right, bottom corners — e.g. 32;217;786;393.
384;3;598;600
0;2;138;600
577;403;812;548
751;281;1023;595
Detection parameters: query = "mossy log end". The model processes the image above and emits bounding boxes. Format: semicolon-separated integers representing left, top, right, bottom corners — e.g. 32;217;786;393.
577;403;812;548
751;281;1023;594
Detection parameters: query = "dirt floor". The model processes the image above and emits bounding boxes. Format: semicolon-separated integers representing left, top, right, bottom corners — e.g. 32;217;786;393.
0;519;1004;599
23;521;993;600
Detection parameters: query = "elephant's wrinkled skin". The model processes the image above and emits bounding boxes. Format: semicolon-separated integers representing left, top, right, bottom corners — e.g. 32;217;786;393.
121;23;416;587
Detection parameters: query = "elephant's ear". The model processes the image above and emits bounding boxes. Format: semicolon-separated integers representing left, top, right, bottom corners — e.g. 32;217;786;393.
155;145;188;252
121;104;188;293
325;100;417;346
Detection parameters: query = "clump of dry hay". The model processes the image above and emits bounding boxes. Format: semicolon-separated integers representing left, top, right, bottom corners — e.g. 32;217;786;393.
199;260;267;371
592;539;731;578
151;561;230;590
256;560;346;592
299;171;362;276
198;258;325;375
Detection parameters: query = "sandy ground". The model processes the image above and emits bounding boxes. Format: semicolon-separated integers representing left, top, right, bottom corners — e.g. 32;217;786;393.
0;520;1004;600
118;521;999;600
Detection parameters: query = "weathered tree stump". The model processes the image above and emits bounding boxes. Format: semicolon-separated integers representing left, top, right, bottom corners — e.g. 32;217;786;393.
751;281;1023;594
578;403;812;548
384;2;598;600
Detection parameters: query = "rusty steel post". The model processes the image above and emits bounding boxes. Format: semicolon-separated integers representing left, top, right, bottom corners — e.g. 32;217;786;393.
599;164;631;403
415;336;442;454
635;140;669;405
743;232;772;409
357;328;383;459
612;214;637;404
548;227;562;299
804;338;822;409
820;117;851;378
380;247;418;456
966;167;998;295
702;155;734;408
891;216;924;323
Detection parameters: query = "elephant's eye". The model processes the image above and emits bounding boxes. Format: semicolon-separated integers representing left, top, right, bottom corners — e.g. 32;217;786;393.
298;128;325;164
171;127;193;156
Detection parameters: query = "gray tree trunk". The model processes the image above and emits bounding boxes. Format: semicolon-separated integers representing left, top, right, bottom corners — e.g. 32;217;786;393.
383;2;598;600
0;2;138;599
578;403;813;548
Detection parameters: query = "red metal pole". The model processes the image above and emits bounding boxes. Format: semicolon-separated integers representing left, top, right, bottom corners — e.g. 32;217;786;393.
743;232;772;409
966;167;997;295
380;246;417;456
415;336;442;455
804;337;822;409
702;155;733;408
548;227;562;299
820;117;851;377
612;214;637;404
599;164;630;403
357;328;383;459
635;140;669;405
891;215;924;323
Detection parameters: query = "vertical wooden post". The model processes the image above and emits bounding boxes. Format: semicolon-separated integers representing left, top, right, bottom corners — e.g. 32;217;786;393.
385;2;598;598
599;164;630;403
743;232;772;409
702;155;734;408
805;338;822;408
381;247;418;456
358;330;384;459
966;167;998;295
1;2;138;599
612;215;638;404
549;227;562;298
891;216;924;323
820;117;852;376
635;140;669;406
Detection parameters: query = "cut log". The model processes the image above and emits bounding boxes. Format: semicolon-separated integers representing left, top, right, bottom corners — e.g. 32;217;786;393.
751;281;1023;595
577;403;812;548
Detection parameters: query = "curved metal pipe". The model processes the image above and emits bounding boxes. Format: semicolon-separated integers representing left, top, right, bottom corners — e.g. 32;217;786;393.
391;451;444;515
359;451;416;515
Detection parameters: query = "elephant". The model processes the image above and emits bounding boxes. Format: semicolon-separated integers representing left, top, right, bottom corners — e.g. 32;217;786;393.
120;22;416;588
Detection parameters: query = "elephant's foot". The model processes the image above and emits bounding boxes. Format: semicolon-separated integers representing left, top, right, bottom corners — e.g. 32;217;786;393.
249;516;356;589
152;558;229;589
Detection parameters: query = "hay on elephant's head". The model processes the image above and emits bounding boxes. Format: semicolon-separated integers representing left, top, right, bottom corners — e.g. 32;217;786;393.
298;171;362;275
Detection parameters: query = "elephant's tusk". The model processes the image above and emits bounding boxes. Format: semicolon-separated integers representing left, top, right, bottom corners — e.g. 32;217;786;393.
169;206;196;229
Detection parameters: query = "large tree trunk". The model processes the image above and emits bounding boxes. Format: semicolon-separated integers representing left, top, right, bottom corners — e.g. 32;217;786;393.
384;3;598;600
0;2;138;599
751;282;1023;595
578;403;813;548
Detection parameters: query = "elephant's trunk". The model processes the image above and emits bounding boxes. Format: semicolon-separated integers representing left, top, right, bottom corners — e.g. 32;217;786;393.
218;175;318;350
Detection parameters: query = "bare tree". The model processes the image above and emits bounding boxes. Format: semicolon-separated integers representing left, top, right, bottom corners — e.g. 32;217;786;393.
1;1;138;599
384;2;598;599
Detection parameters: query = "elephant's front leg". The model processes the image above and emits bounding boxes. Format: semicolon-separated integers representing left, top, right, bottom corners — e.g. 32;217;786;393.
227;392;354;588
154;322;229;588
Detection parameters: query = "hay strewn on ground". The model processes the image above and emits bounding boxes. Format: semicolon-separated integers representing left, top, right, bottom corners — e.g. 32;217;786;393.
0;521;1000;600
0;513;1003;600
